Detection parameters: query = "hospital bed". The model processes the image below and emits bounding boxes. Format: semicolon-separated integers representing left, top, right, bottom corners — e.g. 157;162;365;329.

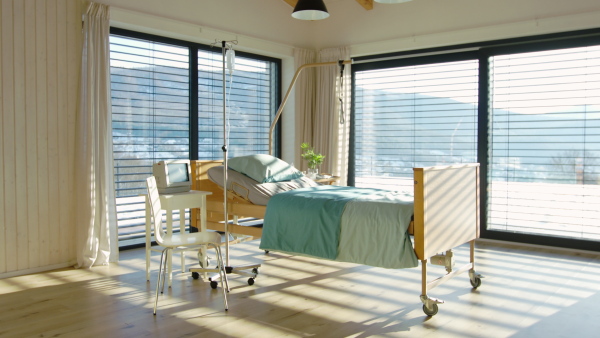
189;159;482;316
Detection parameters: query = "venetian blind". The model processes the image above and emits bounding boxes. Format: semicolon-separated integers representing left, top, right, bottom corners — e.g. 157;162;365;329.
488;45;600;241
110;35;190;245
198;50;277;159
353;59;479;190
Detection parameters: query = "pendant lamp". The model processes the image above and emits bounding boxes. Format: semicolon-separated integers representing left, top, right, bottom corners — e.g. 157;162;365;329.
374;0;413;3
292;0;329;20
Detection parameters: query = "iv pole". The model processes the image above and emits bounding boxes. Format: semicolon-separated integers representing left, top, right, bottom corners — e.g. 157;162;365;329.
219;41;261;285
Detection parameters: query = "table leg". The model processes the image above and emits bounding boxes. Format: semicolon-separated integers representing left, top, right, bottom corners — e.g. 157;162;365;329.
180;208;186;274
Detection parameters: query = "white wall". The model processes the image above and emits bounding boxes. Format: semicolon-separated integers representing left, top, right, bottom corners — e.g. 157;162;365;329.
1;0;81;278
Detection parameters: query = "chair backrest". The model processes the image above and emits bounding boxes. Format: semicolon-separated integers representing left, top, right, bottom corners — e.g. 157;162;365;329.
146;176;167;245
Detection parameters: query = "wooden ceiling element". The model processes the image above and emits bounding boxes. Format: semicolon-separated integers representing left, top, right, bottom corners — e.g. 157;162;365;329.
282;0;374;11
355;0;374;10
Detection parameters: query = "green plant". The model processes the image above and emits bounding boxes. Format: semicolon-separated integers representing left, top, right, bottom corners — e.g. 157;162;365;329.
300;142;325;169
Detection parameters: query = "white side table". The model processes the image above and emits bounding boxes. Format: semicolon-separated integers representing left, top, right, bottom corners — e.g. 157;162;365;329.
143;190;212;286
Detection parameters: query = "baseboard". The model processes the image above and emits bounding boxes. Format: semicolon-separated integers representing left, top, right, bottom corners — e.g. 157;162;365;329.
476;238;599;256
0;261;77;280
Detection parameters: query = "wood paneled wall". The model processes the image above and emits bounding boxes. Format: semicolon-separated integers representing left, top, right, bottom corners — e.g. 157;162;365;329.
0;0;81;277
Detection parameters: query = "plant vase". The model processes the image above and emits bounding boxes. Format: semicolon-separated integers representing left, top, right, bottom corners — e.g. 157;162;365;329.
307;168;318;179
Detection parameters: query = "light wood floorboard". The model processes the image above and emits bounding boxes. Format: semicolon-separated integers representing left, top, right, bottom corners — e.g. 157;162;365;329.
0;239;599;337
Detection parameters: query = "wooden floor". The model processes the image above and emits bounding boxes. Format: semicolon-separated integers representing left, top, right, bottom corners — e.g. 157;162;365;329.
0;239;599;337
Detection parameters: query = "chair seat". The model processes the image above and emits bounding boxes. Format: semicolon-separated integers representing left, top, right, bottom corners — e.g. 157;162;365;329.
161;231;222;248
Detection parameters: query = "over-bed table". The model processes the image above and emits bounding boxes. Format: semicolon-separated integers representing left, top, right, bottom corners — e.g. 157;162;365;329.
190;160;482;316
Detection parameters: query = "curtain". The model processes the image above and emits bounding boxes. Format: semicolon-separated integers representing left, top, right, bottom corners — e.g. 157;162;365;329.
75;2;118;268
315;47;351;184
293;48;317;170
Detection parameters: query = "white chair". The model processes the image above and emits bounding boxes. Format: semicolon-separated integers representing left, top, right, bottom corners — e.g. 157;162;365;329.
146;176;229;314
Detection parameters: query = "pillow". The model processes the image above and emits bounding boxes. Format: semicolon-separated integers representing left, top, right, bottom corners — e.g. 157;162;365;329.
227;154;303;183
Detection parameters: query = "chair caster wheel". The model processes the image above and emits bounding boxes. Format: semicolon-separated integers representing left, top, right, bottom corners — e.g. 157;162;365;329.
210;281;218;289
248;278;255;286
192;272;200;280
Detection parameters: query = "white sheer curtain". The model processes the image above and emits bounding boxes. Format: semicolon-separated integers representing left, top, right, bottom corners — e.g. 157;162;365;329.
293;48;317;170
75;2;118;268
315;47;351;184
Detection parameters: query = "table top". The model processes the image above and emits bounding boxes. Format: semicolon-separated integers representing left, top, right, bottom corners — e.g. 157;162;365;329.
155;190;212;210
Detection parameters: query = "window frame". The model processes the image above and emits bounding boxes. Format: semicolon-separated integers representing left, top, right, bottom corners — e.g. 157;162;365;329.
110;28;282;248
351;28;600;252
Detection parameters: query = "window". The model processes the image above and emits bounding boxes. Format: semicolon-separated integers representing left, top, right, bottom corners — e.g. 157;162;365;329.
197;50;278;159
353;57;479;190
488;45;600;241
110;29;280;247
352;30;600;251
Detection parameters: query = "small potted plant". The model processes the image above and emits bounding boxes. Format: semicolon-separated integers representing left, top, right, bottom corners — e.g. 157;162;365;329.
300;142;325;178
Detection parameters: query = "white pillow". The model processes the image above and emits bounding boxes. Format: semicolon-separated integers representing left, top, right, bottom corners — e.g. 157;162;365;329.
228;154;303;183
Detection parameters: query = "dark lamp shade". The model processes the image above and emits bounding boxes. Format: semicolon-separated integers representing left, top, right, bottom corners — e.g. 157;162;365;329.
292;0;330;20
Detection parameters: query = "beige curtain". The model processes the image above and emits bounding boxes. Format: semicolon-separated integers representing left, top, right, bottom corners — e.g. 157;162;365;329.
293;48;317;170
314;47;351;184
75;2;118;268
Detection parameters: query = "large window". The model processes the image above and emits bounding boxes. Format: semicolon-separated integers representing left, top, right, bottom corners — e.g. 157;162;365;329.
488;45;600;241
353;57;479;190
110;29;280;247
198;50;278;159
352;31;600;251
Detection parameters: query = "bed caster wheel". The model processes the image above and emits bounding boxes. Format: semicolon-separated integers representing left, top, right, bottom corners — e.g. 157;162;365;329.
248;278;255;286
470;276;482;289
423;303;438;316
210;281;218;289
192;272;200;280
264;250;269;254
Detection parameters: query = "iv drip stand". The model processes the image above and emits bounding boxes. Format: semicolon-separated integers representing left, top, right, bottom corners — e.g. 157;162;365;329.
219;41;260;285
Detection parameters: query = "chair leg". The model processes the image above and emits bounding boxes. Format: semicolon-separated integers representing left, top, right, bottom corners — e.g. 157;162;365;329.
154;249;168;315
160;249;170;294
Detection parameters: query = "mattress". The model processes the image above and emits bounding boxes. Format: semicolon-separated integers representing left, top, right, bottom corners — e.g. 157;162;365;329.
259;186;418;269
207;165;319;205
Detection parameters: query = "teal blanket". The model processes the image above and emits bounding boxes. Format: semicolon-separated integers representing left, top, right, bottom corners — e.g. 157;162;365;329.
259;186;418;269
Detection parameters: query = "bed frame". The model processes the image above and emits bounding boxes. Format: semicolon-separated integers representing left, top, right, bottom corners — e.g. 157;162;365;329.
189;160;482;316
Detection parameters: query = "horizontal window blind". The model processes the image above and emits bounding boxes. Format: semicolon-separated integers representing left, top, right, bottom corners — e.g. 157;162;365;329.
489;46;600;241
110;31;279;247
354;60;479;190
198;51;276;160
110;35;190;246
